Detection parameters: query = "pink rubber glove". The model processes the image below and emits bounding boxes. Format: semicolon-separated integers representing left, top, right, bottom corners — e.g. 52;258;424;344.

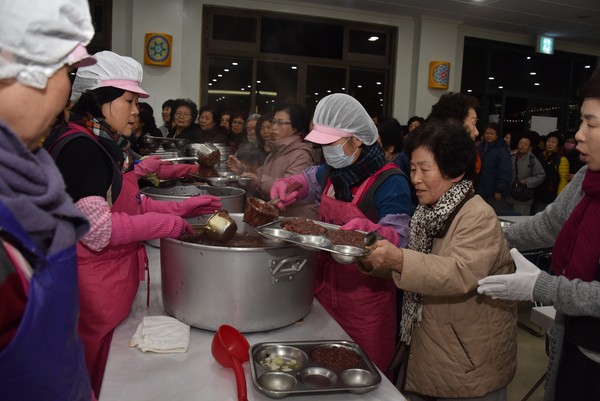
269;175;309;210
157;163;200;180
133;156;172;178
142;195;222;217
341;217;399;246
109;212;193;246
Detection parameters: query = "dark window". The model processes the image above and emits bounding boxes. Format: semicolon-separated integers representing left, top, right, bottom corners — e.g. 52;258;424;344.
306;66;347;116
206;57;253;112
348;30;386;56
212;14;257;43
260;18;344;59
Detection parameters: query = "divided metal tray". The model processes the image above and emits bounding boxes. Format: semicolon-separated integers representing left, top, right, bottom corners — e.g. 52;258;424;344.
249;340;381;399
257;219;368;264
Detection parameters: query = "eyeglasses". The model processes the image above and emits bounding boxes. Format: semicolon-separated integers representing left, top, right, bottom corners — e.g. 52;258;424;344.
175;112;192;118
271;119;292;126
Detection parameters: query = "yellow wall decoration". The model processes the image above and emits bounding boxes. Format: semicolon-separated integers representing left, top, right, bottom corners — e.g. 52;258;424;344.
144;33;172;67
428;61;450;89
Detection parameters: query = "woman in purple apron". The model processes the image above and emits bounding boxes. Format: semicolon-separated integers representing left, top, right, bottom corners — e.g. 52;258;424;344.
0;1;96;399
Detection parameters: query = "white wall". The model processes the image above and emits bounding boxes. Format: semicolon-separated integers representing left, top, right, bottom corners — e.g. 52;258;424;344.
112;0;600;124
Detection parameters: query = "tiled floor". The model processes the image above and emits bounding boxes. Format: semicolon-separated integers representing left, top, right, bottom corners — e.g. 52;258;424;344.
507;302;549;401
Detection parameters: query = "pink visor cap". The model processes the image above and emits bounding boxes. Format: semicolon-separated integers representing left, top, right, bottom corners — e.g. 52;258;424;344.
71;51;149;101
305;124;354;145
66;43;97;67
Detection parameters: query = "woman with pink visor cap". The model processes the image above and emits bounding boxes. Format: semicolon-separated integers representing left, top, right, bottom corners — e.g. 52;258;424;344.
44;51;222;397
270;93;415;373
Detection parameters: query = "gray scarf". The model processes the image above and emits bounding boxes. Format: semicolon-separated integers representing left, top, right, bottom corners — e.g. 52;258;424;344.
0;120;89;256
399;179;474;344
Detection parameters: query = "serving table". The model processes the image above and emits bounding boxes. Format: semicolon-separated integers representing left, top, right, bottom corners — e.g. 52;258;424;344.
99;245;406;401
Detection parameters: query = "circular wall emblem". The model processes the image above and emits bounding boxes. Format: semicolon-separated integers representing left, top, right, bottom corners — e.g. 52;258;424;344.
146;34;170;63
432;63;449;87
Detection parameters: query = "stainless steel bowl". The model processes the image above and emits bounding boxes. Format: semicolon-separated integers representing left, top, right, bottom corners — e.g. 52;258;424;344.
339;369;379;388
297;367;338;388
330;244;367;265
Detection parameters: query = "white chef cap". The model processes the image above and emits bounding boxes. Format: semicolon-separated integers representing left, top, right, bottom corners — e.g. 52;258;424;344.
70;51;149;102
306;93;378;146
0;0;95;89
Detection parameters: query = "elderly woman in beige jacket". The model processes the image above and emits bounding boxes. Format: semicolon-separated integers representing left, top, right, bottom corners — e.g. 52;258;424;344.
359;120;517;401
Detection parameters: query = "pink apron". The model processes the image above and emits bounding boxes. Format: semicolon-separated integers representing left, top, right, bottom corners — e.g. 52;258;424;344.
316;167;397;372
76;170;147;396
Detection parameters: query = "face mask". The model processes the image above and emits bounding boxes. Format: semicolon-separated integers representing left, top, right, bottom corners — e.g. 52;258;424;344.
323;138;357;169
564;142;576;151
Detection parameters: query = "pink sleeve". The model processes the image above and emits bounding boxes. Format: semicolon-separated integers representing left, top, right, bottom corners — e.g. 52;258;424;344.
75;196;111;251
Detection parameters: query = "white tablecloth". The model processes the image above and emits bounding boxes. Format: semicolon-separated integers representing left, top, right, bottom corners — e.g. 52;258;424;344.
99;245;406;401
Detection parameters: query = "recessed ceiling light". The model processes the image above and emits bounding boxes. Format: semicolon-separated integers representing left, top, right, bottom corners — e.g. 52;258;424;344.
232;62;238;66
257;80;261;83
467;89;472;92
498;86;503;89
530;72;537;75
534;83;540;86
291;66;297;70
527;56;531;60
585;65;591;69
212;79;217;82
224;69;229;72
488;77;495;80
376;81;382;85
369;36;379;41
357;85;362;88
218;74;222;77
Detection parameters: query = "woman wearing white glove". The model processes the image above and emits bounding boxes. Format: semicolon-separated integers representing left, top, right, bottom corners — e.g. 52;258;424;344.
478;68;600;401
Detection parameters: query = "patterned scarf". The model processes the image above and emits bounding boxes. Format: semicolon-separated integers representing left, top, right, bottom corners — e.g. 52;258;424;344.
71;113;133;173
399;179;474;344
551;168;600;281
0;121;89;255
329;143;386;202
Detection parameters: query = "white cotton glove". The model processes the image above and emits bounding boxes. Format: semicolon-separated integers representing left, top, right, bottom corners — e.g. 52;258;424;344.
477;248;541;302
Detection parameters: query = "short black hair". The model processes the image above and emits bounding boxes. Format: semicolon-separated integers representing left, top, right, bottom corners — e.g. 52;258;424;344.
71;87;126;119
405;119;477;181
427;92;479;123
273;103;309;135
162;99;176;110
171;99;199;123
577;67;600;104
546;131;565;148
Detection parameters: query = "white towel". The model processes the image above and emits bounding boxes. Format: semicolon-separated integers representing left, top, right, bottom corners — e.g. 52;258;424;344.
129;316;190;353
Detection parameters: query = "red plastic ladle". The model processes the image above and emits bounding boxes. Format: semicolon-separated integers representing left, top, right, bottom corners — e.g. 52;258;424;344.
211;324;251;401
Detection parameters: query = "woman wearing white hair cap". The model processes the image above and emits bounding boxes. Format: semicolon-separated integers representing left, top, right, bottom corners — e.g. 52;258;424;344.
270;93;415;372
44;51;222;396
0;0;95;400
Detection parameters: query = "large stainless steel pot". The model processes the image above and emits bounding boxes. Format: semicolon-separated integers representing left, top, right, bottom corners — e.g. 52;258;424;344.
160;214;316;332
141;185;245;212
141;185;246;247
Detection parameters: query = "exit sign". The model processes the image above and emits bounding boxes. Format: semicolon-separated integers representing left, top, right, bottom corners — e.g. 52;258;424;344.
536;35;554;55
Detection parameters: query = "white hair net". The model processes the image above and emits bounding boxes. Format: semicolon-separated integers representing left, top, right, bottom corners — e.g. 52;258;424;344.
306;93;378;146
70;51;149;102
0;0;95;89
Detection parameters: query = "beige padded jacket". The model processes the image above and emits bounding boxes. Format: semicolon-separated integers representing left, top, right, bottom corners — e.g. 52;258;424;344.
395;195;517;398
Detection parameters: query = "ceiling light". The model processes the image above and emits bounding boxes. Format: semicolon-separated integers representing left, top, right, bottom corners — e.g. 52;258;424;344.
488;77;494;80
357;85;362;88
467;89;472;92
224;69;229;72
291;66;297;70
376;81;381;85
327;90;331;93
534;83;540;86
498;86;503;89
212;79;217;82
585;65;591;69
208;83;212;86
368;36;379;41
257;80;261;83
218;74;222;77
526;56;531;60
530;72;536;75
232;62;238;66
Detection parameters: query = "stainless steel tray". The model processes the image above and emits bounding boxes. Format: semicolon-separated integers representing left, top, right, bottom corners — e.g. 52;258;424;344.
249;340;381;399
257;219;368;264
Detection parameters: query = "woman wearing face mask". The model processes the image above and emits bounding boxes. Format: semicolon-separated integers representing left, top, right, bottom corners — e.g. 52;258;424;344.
43;51;221;396
270;94;415;372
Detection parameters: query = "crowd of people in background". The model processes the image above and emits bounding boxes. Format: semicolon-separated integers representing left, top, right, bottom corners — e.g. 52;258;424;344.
1;1;597;398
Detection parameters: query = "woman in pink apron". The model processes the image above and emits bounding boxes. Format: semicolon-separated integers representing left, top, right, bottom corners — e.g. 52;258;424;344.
270;94;415;372
44;51;222;397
